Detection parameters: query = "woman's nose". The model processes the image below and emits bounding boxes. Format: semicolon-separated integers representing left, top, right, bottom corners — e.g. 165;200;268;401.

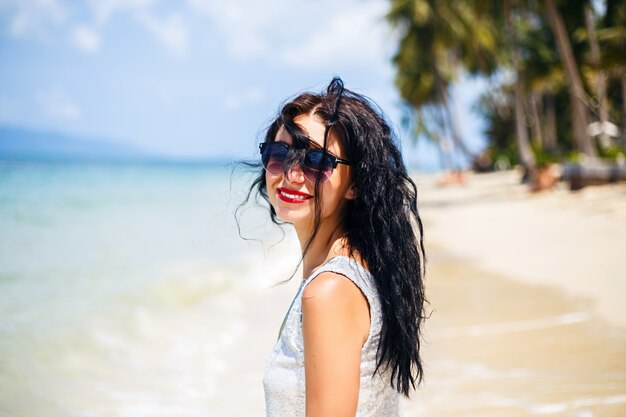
285;162;305;183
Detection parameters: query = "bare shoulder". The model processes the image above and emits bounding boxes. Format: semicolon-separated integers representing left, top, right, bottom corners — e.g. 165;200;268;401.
302;271;365;305
302;271;370;346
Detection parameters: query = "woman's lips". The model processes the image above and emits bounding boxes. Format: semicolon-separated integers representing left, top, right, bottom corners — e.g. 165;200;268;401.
277;187;313;204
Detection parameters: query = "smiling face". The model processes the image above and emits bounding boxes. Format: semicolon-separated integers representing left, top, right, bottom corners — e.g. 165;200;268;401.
265;113;355;232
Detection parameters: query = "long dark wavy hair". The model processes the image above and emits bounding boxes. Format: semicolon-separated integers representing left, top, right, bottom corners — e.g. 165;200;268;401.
241;77;426;396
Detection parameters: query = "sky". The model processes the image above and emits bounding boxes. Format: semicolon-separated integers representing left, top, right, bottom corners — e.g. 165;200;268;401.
0;0;487;170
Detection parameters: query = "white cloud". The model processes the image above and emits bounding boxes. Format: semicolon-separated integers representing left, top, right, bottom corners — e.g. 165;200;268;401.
7;0;67;38
87;0;157;26
223;95;241;111
187;0;289;59
138;12;189;58
223;87;265;111
75;0;160;55
186;0;393;72
70;25;100;53
37;86;81;121
247;88;264;103
278;1;392;72
82;1;191;58
4;0;393;69
3;0;186;56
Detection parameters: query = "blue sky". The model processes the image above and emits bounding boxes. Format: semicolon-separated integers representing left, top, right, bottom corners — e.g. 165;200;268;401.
0;0;487;169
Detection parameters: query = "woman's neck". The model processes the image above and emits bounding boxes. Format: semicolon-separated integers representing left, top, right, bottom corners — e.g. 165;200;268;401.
295;220;347;279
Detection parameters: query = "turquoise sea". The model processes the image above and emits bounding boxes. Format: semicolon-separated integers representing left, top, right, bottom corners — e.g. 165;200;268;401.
0;159;296;416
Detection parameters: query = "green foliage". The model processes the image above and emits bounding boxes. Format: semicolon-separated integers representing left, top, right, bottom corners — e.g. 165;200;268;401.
565;150;586;164
531;144;560;168
599;144;626;163
387;0;626;169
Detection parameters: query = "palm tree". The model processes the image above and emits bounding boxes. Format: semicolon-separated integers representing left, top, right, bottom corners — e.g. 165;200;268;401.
388;0;623;178
598;0;626;145
518;6;566;154
585;4;610;147
388;0;497;169
390;13;458;169
504;0;538;179
545;0;598;158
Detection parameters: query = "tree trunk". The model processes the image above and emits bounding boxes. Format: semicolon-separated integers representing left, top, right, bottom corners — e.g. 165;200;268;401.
515;72;537;181
424;107;455;170
504;0;536;181
435;104;462;170
622;77;626;148
437;139;453;170
529;92;544;149
435;77;475;161
546;0;597;158
585;4;610;147
563;163;626;190
545;93;558;151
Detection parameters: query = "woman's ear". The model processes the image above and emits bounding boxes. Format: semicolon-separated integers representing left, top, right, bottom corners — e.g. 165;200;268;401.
344;184;357;200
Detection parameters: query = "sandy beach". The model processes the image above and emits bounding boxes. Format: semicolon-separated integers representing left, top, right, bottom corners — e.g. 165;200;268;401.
415;169;626;328
224;169;626;416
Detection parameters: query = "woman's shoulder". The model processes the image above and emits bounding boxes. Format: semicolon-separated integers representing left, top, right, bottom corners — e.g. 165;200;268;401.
302;268;365;303
301;268;371;348
303;252;373;299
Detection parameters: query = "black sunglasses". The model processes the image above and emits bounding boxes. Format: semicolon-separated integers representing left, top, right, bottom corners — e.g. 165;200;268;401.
259;141;350;183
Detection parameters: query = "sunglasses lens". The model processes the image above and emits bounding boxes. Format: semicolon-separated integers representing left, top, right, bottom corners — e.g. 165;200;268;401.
304;151;333;182
261;142;339;183
262;143;288;175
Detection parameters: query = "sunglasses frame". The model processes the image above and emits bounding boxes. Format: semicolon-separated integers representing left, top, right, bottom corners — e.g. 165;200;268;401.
259;141;350;182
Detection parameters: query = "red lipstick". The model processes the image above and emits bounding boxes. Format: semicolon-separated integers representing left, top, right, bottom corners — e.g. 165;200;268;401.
277;187;313;204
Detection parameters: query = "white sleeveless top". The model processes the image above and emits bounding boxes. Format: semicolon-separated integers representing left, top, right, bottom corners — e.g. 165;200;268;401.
263;256;400;417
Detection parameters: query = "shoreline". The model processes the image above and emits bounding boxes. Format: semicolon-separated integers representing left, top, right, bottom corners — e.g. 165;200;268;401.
402;242;626;416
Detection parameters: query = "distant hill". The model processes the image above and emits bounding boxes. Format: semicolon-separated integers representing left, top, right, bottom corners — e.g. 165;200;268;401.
0;125;157;162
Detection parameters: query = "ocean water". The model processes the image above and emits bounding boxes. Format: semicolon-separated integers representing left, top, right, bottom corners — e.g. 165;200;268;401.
0;159;296;417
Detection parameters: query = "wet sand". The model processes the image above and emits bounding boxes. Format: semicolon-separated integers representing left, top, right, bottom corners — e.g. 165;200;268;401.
400;170;626;416
208;277;301;417
402;246;626;416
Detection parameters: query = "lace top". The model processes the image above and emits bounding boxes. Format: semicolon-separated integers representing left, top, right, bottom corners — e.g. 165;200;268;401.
263;256;400;417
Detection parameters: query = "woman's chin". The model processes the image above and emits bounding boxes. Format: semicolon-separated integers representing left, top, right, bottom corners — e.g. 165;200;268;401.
274;207;313;226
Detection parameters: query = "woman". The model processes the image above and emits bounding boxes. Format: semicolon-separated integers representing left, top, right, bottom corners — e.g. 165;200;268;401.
248;78;426;416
